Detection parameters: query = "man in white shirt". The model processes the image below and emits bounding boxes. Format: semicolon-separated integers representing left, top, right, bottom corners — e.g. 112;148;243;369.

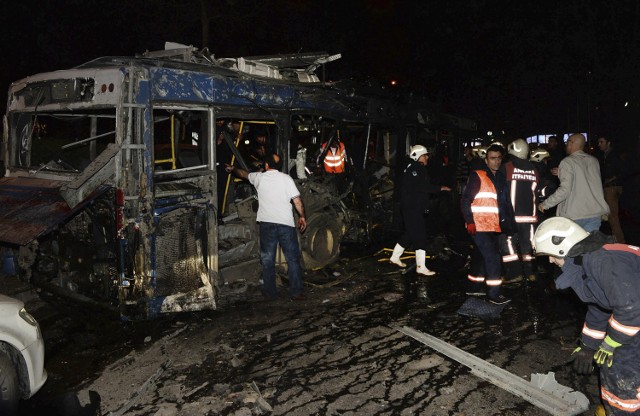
226;154;307;300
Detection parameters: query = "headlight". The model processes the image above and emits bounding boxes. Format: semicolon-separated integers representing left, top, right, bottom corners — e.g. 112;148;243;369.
19;307;38;327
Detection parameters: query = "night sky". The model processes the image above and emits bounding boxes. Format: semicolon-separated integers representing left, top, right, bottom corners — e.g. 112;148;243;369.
3;0;640;145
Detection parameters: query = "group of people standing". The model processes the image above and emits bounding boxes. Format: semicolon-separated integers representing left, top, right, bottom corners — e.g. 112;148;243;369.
391;134;638;415
392;133;630;304
534;134;638;416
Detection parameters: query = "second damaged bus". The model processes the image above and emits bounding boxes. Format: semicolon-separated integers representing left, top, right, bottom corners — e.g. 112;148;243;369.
0;43;475;319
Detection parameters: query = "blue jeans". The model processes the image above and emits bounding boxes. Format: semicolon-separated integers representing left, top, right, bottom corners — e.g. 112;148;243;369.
259;222;304;298
574;217;601;233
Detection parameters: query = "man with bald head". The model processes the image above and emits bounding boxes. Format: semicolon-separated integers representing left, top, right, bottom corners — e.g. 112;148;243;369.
539;134;609;232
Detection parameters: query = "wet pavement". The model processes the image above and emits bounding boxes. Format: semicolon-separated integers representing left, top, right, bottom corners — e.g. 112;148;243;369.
4;239;602;415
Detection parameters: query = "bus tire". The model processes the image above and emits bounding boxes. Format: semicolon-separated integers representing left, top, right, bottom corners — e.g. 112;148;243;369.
300;212;343;270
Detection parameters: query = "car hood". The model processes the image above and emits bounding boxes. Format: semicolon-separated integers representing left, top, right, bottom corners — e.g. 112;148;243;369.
0;294;22;306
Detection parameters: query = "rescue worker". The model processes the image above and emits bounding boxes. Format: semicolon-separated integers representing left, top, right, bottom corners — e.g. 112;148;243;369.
534;217;640;415
461;144;516;304
470;145;489;169
389;145;451;276
318;135;352;195
529;147;558;277
529;147;556;203
500;139;540;283
318;136;349;174
464;145;489;296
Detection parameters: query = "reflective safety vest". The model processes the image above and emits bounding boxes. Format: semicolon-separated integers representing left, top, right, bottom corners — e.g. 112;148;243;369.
322;142;346;174
471;170;501;232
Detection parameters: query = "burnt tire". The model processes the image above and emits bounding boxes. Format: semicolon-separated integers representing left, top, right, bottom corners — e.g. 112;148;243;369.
0;351;19;415
300;212;343;270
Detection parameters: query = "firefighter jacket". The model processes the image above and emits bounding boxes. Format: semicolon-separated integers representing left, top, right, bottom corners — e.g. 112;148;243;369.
400;160;441;212
321;142;347;174
461;166;516;233
556;233;640;349
500;157;540;223
531;161;557;202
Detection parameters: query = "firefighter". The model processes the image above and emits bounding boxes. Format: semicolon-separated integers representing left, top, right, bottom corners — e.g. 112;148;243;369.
534;217;640;415
471;145;489;169
529;147;556;203
500;139;540;283
529;147;558;278
389;145;451;276
461;144;516;304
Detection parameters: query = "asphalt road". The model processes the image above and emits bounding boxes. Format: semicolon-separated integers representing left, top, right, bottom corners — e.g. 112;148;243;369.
5;240;602;416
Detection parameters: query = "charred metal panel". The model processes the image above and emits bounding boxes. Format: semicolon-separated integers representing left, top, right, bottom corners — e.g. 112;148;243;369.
0;177;111;246
153;206;209;292
149;69;215;102
149;205;214;316
147;68;295;107
8;68;124;111
60;143;120;208
0;177;71;245
218;222;259;267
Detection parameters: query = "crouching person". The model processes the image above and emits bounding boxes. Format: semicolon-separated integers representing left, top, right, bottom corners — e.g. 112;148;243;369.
534;217;640;415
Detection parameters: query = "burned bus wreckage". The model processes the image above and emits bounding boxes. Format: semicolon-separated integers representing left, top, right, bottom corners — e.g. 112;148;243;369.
0;43;476;319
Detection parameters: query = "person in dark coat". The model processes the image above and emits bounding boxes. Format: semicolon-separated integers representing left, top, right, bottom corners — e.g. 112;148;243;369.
598;136;629;243
389;145;451;276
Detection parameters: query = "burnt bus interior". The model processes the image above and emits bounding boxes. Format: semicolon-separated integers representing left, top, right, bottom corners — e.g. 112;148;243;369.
1;46;475;319
11;110;117;173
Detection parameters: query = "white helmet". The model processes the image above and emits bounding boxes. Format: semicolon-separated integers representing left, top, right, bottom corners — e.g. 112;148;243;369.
472;145;488;159
534;217;589;258
529;148;550;163
409;145;429;161
508;138;529;159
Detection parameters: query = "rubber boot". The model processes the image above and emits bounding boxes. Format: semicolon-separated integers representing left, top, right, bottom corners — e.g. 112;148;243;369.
389;243;407;268
416;249;435;276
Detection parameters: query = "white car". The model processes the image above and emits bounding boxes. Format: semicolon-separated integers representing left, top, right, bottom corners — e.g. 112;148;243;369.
0;294;47;414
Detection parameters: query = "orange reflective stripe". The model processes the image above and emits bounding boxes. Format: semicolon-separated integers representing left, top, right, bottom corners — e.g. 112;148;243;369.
582;323;606;340
601;386;640;412
609;316;640;337
486;279;502;286
603;244;640;255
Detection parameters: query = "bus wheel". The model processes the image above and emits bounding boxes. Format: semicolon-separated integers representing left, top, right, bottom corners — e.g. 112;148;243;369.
300;212;343;270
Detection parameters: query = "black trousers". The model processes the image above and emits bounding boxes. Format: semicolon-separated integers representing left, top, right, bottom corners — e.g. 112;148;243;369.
398;206;427;250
